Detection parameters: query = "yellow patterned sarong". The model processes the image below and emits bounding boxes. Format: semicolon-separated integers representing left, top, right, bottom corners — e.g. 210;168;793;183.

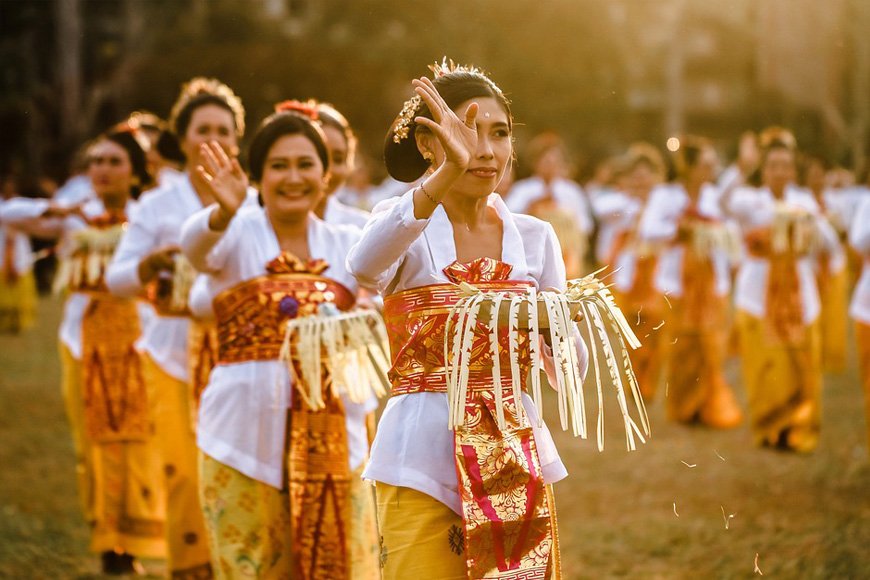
818;264;848;373
737;311;822;452
60;342;95;525
142;353;214;578
0;270;36;333
200;454;379;580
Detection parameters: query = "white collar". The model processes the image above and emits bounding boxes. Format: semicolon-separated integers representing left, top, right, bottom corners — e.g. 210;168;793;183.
422;193;529;281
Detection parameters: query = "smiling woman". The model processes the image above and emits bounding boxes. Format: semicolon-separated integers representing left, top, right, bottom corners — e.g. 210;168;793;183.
180;105;384;579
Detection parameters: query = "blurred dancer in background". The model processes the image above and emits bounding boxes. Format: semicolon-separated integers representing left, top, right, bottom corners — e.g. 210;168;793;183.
639;136;742;428
107;77;247;579
507;131;593;278
727;128;840;452
1;125;166;574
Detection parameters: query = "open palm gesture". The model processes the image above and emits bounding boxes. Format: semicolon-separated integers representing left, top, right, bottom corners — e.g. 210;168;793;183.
194;141;248;219
412;76;479;170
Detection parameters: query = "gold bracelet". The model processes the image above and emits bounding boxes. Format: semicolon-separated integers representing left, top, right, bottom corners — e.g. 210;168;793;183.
418;182;438;204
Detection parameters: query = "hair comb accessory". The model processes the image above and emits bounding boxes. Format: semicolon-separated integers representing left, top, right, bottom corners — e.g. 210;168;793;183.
274;99;320;121
108;120;152;153
392;94;421;144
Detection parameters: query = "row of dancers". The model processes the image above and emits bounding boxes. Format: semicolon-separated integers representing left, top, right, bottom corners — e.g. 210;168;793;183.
0;62;868;579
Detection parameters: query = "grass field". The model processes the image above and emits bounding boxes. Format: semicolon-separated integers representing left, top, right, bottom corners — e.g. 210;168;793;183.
1;298;868;579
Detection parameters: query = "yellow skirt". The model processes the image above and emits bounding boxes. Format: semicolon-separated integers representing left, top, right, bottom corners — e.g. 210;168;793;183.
141;353;213;578
61;343;167;557
376;483;562;580
60;343;95;525
375;484;466;580
665;298;742;428
200;453;379;579
737;311;822;452
819;266;848;373
0;271;36;333
857;322;870;450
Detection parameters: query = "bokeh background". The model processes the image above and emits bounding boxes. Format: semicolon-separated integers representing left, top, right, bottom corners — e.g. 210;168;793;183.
1;2;869;578
2;0;870;188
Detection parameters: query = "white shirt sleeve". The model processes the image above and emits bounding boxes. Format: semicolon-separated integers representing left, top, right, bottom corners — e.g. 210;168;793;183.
106;202;158;297
180;205;235;274
0;197;50;222
538;224;568;292
850;198;870;254
346;189;429;291
638;189;677;243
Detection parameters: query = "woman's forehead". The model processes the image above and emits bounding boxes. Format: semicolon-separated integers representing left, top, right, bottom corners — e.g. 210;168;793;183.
452;96;509;123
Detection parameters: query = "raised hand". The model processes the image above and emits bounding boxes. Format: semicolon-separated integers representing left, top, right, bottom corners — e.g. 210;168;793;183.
195;141;248;222
412;76;479;171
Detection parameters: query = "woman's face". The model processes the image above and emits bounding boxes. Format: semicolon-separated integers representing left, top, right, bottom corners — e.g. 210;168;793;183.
322;125;352;196
627;162;659;199
687;147;719;185
421;96;512;199
181;104;238;170
260;133;326;221
88;139;133;202
762;148;796;192
804;160;826;192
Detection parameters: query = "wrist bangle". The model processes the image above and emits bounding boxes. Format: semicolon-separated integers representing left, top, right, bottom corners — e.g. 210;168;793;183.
419;182;438;204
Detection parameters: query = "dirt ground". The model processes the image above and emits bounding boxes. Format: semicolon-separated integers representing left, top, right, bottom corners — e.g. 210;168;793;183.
1;298;868;579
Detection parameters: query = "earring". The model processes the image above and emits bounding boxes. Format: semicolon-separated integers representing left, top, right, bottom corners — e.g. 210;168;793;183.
422;151;434;163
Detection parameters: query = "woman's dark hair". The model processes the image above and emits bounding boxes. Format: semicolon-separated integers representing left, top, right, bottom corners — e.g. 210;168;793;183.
673;135;711;179
156;129;187;165
384;66;513;182
248;111;330;183
317;103;357;159
103;128;153;199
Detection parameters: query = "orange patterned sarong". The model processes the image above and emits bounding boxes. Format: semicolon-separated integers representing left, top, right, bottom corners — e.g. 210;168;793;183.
81;294;150;442
383;258;559;579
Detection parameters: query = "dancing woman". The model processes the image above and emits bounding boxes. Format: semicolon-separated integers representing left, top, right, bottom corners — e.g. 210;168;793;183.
1;126;166;574
181;106;381;578
638;137;742;428
107;77;247;578
347;62;587;580
727;129;839;452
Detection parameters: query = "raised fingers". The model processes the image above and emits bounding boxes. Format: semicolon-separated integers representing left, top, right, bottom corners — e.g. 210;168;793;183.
463;102;479;128
200;143;221;177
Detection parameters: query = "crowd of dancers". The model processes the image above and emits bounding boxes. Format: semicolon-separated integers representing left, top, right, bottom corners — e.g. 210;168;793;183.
0;62;868;579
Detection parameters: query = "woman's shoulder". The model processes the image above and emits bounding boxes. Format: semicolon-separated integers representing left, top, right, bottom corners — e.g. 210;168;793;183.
509;209;556;239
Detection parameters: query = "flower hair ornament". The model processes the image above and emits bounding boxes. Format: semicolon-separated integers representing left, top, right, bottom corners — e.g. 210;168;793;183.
391;57;491;144
109;119;152;155
274;99;320;121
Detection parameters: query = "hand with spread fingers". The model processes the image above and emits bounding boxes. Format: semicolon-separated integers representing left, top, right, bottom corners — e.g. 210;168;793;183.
195;140;248;231
412;76;479;171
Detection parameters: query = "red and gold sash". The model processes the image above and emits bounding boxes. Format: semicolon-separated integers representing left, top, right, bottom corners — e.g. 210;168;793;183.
680;218;724;331
212;252;356;579
383;257;558;579
745;228;804;343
